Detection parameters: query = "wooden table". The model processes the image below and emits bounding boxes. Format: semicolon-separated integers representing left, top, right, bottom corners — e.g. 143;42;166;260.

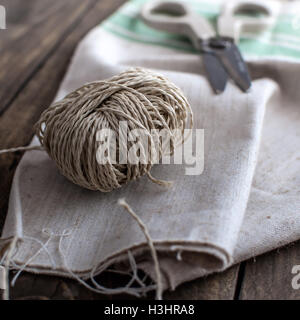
0;0;299;300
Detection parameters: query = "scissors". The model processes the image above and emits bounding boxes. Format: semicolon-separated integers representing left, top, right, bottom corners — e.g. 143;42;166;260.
141;0;280;93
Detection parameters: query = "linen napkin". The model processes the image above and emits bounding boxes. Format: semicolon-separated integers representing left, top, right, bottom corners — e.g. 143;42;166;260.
1;0;300;294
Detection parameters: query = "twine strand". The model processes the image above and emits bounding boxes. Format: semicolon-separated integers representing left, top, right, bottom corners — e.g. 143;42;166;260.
0;68;193;300
0;145;43;155
118;198;163;300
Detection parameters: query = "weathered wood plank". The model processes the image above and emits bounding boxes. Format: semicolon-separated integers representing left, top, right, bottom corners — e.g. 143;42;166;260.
0;0;96;115
164;265;240;300
239;241;300;300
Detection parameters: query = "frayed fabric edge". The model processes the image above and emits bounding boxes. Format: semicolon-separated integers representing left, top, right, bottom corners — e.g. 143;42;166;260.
0;232;231;300
0;162;231;300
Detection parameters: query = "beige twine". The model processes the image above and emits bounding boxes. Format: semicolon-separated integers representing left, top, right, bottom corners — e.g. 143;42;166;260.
0;68;193;300
118;198;163;300
35;67;193;192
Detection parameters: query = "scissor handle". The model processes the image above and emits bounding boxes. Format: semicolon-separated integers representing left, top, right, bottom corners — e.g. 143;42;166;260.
141;0;215;49
218;0;281;43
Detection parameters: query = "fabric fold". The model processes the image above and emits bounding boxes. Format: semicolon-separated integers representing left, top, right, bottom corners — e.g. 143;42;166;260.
1;0;299;295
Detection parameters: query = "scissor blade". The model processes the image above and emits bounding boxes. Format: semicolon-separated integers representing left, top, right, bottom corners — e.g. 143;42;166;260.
202;52;228;94
217;42;252;92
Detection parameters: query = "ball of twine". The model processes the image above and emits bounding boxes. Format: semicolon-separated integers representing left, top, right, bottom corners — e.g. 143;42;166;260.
35;68;193;192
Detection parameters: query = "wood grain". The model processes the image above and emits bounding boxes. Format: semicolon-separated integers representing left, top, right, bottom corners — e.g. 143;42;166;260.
164;266;240;300
239;241;300;300
0;0;96;115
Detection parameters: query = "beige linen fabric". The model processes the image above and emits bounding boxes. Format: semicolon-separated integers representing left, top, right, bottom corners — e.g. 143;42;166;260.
1;1;300;294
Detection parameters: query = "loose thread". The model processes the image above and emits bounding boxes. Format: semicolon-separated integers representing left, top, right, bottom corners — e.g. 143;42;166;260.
2;236;18;300
146;172;173;188
0;233;57;300
58;228;155;296
0;145;43;155
10;234;56;287
127;250;147;291
1;223;160;298
118;198;163;300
